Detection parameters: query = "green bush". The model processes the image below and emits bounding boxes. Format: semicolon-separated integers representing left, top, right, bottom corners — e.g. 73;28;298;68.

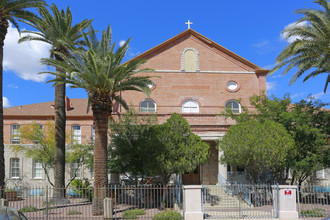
70;178;93;201
300;208;325;217
19;206;38;213
67;210;82;215
122;208;146;219
153;210;182;220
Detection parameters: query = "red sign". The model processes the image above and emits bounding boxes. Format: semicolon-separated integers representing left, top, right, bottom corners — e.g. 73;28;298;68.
284;189;292;198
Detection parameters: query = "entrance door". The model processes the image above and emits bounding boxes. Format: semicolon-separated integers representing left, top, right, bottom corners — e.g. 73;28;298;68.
182;166;200;185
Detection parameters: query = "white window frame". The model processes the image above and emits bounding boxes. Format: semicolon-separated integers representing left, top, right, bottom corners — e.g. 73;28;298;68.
225;100;241;113
11;124;20;144
182;100;199;113
72;125;81;144
139;99;156;113
316;169;326;179
10;158;20;178
33;159;43;179
71;161;81;179
33;124;43;144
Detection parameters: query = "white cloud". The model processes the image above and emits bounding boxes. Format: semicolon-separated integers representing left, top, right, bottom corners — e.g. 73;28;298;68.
266;81;277;91
3;97;10;107
119;40;126;47
309;92;324;100
3;23;51;82
263;64;275;70
291;92;306;99
280;21;308;43
7;84;18;89
252;40;270;48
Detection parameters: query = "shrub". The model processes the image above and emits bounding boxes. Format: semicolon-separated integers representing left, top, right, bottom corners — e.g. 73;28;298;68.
122;209;146;219
300;208;325;217
67;210;82;215
153;210;182;220
70;178;93;201
20;206;38;213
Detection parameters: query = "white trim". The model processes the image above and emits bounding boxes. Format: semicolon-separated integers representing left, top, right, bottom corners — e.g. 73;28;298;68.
197;133;225;141
153;70;255;74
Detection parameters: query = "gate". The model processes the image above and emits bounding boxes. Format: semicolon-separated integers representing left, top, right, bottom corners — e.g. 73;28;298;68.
202;184;278;219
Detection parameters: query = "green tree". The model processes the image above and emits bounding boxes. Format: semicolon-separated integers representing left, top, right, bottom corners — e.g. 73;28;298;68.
0;0;45;197
109;109;158;185
224;94;330;185
41;26;154;215
219;120;294;183
10;122;93;187
153;113;210;185
269;0;330;92
18;4;92;198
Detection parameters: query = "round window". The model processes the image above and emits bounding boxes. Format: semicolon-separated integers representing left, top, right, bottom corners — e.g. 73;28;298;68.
226;81;239;92
147;82;155;90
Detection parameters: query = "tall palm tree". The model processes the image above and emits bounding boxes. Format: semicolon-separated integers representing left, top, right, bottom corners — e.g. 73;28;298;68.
19;4;92;200
41;25;153;215
269;0;330;92
0;0;45;197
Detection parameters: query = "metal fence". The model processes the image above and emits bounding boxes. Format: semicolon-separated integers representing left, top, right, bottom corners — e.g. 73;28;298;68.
1;185;183;219
202;184;277;219
297;184;330;218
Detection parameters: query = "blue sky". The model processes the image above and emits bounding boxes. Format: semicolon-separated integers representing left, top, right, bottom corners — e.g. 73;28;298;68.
3;0;329;108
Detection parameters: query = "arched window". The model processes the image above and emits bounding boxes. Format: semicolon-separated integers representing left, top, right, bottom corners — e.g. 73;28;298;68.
182;100;199;113
72;125;81;144
225;100;241;113
11;124;20;144
181;48;199;71
10;158;20;178
139;99;156;113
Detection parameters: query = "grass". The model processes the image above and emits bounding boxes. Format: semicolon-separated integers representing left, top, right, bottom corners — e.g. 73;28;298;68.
19;206;38;213
122;208;146;219
67;210;83;215
300;208;325;217
153;210;182;220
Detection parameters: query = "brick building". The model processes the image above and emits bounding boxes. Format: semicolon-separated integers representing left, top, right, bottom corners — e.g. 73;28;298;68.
5;29;325;187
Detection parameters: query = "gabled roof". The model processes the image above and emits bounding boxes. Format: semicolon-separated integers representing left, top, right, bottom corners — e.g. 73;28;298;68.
127;29;269;74
4;98;92;117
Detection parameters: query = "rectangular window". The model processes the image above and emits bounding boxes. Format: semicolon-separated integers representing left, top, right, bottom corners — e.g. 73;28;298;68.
91;125;95;144
11;124;20;144
71;162;81;178
316;169;325;179
10;158;20;178
33;159;43;179
72;125;81;144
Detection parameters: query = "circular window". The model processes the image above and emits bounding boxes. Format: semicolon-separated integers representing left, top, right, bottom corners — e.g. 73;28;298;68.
226;81;239;92
147;82;156;90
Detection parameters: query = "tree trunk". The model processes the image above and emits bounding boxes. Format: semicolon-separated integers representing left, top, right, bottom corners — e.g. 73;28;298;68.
53;69;66;201
92;108;109;215
0;17;8;198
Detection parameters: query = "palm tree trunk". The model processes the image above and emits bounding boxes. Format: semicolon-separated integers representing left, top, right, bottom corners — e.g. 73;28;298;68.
0;17;8;198
53;69;66;200
92;108;109;215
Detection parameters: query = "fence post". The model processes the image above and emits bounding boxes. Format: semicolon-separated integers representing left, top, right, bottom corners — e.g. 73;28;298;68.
46;186;48;220
183;185;203;220
272;185;298;219
103;198;113;219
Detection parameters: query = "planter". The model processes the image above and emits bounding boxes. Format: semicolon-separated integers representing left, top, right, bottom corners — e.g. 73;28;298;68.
5;191;18;201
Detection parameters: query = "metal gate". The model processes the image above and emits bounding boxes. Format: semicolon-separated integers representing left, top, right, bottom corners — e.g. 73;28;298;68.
202;184;278;219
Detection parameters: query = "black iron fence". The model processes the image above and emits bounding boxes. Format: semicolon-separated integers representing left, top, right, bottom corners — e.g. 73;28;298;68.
297;184;330;218
1;185;183;219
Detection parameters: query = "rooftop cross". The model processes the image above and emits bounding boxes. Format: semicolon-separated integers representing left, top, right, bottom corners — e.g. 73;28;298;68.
185;20;193;29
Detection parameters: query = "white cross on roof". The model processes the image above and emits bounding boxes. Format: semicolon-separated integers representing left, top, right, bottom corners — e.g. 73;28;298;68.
185;20;193;29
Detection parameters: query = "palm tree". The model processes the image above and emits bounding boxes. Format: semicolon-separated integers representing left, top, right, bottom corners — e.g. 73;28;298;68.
41;25;154;215
0;0;45;197
269;0;330;92
19;4;92;200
